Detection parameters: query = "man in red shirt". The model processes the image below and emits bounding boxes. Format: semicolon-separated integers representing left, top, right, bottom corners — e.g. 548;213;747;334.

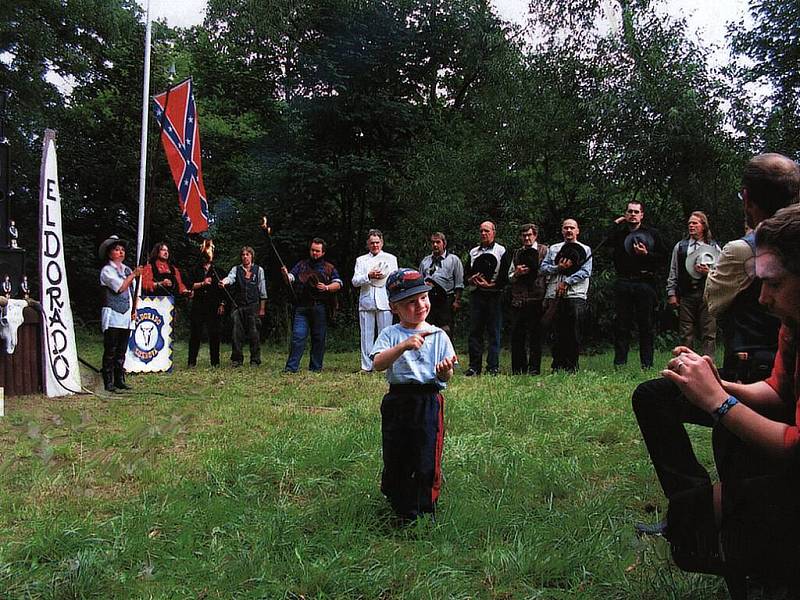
141;241;189;296
649;203;800;588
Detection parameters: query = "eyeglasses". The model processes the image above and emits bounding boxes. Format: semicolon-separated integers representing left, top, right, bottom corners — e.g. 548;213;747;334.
625;209;641;214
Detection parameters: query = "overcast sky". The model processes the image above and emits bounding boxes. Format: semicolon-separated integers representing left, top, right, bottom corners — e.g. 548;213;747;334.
139;0;750;60
138;0;747;44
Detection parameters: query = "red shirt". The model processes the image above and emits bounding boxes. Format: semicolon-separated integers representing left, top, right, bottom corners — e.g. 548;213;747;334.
764;325;800;450
141;259;188;295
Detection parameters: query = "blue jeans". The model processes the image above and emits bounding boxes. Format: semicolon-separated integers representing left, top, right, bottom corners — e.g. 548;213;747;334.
285;304;327;372
468;291;502;372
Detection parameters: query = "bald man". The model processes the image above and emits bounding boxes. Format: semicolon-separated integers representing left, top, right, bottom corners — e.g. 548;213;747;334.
464;220;510;376
540;219;592;373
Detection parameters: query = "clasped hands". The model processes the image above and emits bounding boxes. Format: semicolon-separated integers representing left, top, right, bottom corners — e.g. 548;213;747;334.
468;273;493;288
662;346;728;413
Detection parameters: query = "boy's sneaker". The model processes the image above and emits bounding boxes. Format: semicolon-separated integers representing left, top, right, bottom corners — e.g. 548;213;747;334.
464;368;480;377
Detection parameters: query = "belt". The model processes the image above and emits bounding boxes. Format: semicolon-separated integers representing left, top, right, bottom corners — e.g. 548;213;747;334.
389;383;440;394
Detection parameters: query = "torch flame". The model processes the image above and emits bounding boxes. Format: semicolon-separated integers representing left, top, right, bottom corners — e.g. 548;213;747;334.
200;238;215;262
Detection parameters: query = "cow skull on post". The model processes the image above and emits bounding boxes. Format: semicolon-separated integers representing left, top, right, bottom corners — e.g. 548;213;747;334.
0;297;39;354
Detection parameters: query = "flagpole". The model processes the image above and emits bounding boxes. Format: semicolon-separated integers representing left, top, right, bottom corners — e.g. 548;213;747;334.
136;0;153;265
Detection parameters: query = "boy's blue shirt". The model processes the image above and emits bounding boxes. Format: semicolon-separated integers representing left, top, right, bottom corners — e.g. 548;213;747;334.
370;323;456;389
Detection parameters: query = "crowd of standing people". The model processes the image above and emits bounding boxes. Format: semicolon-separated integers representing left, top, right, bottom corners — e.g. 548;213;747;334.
98;196;752;382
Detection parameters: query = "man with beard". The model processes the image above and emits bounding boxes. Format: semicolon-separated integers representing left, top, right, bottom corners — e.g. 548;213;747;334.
141;241;189;297
281;237;342;373
508;223;549;375
419;232;464;340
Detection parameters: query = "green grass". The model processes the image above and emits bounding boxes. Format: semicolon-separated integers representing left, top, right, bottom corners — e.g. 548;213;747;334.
0;340;727;599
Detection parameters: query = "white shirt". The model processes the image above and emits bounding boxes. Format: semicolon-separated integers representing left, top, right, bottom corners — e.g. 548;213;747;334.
351;250;398;311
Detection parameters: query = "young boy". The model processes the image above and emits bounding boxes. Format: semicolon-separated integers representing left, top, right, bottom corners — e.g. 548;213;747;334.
371;268;458;522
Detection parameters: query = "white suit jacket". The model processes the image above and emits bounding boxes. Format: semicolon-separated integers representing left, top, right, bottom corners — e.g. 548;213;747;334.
351;251;398;311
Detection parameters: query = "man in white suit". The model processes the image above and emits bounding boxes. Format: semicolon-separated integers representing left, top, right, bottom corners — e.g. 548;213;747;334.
352;229;398;372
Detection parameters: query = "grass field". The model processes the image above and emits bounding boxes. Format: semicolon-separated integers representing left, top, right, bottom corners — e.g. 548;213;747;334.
0;339;728;599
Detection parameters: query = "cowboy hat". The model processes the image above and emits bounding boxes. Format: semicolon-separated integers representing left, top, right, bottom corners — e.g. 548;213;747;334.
554;242;587;276
98;235;128;261
685;242;721;279
624;230;655;256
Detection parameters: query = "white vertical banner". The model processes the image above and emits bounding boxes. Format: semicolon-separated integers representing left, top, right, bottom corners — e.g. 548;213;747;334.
38;129;82;397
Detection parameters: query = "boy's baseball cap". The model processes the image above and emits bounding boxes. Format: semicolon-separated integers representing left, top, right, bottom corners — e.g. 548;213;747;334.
387;268;432;303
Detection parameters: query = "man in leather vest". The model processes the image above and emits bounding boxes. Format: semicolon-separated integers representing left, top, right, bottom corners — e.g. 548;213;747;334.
508;223;549;375
281;237;342;373
220;246;268;366
632;153;800;537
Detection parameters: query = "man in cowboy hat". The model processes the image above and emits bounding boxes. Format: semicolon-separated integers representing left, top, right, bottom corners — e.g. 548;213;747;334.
541;219;592;373
609;200;668;369
98;235;142;392
280;237;342;373
464;220;510;376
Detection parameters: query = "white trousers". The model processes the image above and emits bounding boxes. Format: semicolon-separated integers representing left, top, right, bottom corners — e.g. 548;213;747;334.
359;309;393;371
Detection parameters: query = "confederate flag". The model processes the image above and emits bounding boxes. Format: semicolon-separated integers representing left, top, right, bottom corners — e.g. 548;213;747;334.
151;78;210;234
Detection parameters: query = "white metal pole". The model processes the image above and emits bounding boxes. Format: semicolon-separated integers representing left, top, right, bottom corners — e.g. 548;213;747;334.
136;0;153;264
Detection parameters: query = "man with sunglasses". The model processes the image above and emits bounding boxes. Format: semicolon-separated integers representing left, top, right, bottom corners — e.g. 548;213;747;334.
609;200;668;369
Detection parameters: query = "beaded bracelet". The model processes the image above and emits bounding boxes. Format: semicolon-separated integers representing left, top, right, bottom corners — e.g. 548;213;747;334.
713;395;739;423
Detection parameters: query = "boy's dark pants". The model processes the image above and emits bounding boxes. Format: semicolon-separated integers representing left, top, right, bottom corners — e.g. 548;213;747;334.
381;384;444;519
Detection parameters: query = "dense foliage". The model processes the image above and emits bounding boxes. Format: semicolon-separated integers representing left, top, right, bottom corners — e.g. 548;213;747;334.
0;0;791;341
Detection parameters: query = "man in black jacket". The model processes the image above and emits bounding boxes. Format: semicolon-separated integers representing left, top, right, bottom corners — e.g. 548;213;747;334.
610;200;668;369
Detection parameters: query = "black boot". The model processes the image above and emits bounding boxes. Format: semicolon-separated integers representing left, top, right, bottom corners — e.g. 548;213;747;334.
113;365;132;391
102;369;116;393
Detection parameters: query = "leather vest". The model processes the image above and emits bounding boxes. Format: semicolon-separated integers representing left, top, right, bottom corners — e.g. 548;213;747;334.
510;245;548;307
104;265;132;314
149;259;179;295
234;264;262;306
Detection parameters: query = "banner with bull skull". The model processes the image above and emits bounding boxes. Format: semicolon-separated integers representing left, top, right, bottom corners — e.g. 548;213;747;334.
124;294;174;373
38;129;82;397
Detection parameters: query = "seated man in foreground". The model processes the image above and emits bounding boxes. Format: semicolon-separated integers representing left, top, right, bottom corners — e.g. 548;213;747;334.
635;204;800;586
